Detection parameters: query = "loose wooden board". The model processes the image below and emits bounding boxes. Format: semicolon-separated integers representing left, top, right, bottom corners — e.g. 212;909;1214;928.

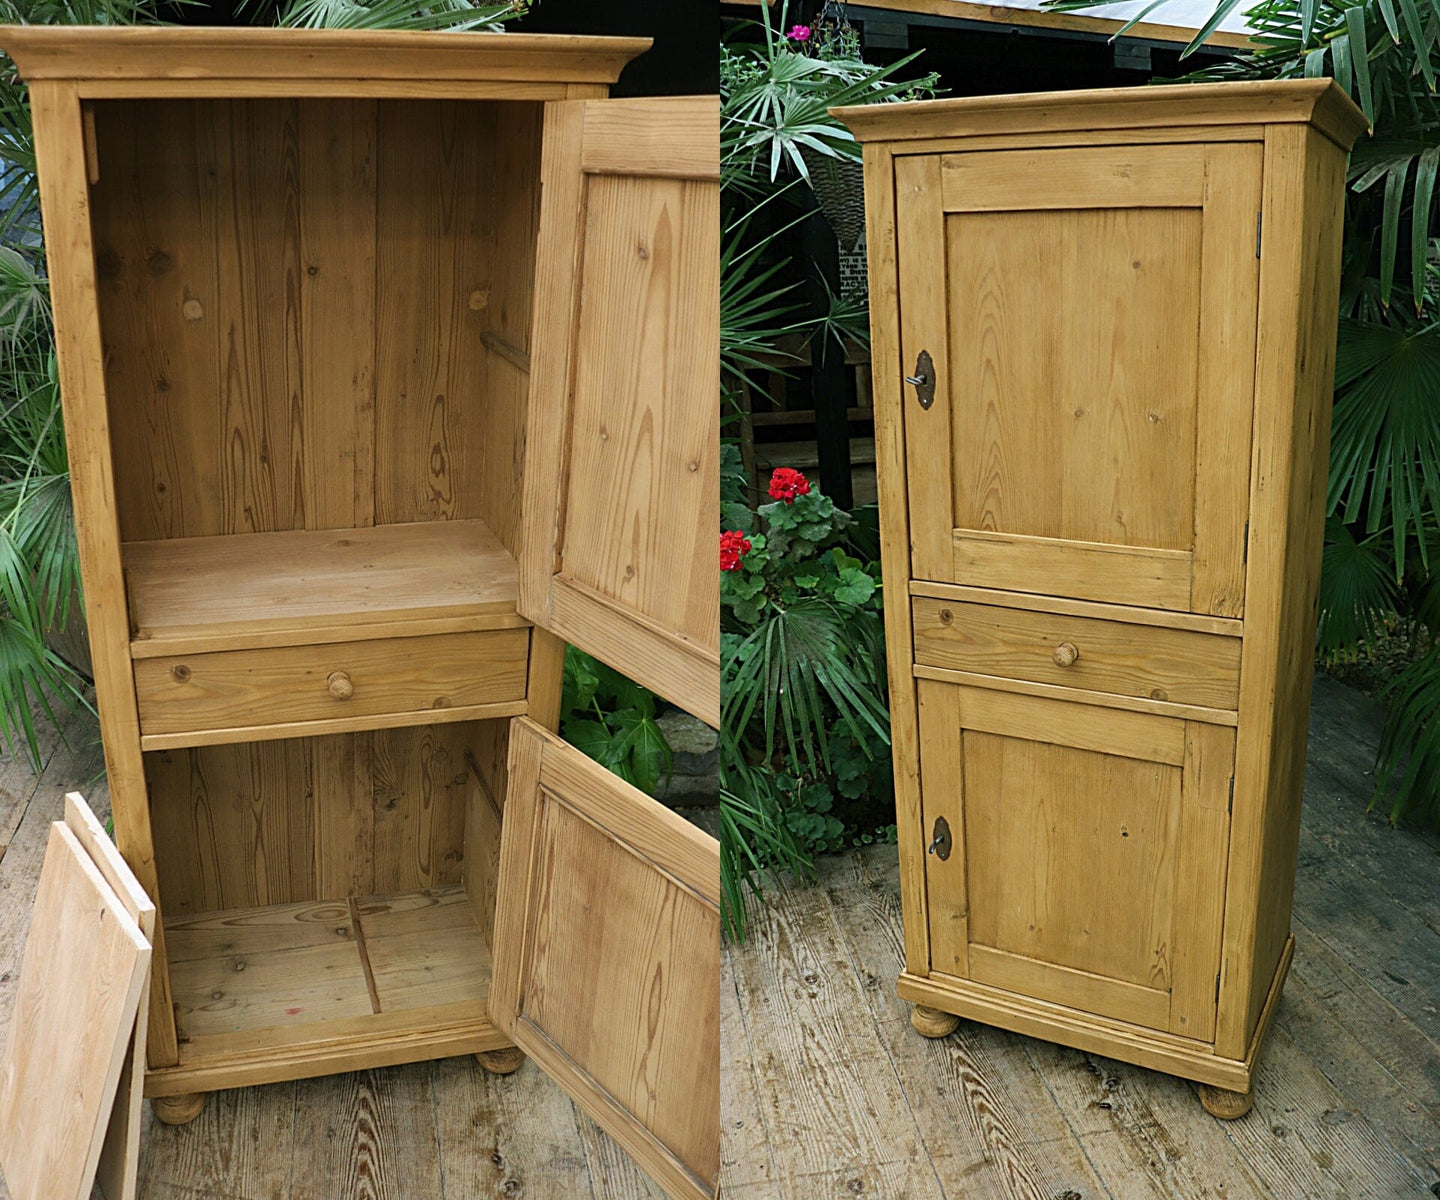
64;793;156;1200
0;818;151;1200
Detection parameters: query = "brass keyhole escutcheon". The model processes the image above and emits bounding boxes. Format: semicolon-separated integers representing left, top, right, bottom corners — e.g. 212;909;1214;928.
906;349;936;410
1052;641;1079;668
328;670;354;700
928;815;952;861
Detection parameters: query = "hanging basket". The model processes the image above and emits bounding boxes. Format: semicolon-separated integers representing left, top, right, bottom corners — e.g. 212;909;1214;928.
799;145;867;253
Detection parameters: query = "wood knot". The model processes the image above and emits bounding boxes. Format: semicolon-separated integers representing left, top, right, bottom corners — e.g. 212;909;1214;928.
182;298;204;321
170;664;191;683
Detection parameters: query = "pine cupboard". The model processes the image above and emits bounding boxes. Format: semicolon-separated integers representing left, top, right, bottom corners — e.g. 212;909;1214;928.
834;80;1366;1116
3;27;720;1200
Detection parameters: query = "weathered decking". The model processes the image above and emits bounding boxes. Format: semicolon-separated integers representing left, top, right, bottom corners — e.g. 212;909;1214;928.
723;674;1440;1198
0;709;664;1200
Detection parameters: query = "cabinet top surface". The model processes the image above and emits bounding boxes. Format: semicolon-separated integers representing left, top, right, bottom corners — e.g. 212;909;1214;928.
0;25;652;85
832;78;1367;151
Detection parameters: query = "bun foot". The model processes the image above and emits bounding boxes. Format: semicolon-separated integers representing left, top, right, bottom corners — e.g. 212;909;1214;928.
1198;1083;1253;1119
151;1092;205;1125
476;1046;526;1075
911;1003;960;1039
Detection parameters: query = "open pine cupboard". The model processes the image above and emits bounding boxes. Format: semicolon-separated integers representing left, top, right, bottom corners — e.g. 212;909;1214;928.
835;80;1366;1118
3;27;720;1200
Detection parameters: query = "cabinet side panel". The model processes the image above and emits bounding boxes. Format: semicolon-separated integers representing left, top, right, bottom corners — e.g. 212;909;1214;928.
865;143;930;976
1220;125;1347;1058
462;718;509;948
30;81;181;1067
473;102;542;558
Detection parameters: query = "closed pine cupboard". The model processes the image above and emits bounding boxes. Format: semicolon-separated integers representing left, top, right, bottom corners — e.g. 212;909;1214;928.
835;80;1366;1116
3;26;720;1200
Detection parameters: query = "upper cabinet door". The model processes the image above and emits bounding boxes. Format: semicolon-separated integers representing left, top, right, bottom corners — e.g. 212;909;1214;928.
490;717;720;1200
520;97;720;725
895;142;1262;618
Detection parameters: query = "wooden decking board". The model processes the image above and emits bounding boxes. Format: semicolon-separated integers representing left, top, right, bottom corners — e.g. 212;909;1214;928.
722;674;1440;1197
724;848;951;1196
290;1066;444;1200
833;848;1111;1200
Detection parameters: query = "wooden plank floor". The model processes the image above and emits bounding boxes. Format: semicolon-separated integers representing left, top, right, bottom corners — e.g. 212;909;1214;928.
0;706;663;1200
723;673;1440;1199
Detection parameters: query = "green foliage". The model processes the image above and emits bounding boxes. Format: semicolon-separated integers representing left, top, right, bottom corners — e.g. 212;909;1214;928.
720;9;937;187
720;455;893;937
266;0;524;32
559;648;674;798
718;11;933;934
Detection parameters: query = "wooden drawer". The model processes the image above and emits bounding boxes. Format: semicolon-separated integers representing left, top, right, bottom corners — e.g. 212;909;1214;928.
134;629;530;747
912;594;1240;711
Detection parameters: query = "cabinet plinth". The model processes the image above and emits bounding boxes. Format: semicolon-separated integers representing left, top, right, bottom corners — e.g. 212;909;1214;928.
836;78;1365;1101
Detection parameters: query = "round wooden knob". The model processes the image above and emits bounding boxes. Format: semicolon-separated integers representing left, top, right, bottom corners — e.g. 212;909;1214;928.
1052;642;1079;668
327;670;354;700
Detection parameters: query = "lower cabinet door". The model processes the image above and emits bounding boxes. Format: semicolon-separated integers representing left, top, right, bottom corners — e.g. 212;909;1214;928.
488;717;720;1200
917;680;1234;1042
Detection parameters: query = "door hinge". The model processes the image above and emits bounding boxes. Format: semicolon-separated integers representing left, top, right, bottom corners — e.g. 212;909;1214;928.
1256;211;1263;258
1228;776;1235;815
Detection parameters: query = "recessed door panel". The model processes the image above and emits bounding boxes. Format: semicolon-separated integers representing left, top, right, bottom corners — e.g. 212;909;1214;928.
918;680;1233;1040
489;718;719;1200
895;143;1261;616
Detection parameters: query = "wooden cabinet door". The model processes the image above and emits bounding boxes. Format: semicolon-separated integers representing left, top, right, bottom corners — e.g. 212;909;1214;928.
917;681;1233;1041
489;718;720;1200
895;143;1261;617
519;96;720;725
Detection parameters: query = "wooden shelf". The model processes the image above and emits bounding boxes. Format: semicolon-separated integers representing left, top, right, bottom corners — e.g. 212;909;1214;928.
125;519;525;659
152;886;506;1095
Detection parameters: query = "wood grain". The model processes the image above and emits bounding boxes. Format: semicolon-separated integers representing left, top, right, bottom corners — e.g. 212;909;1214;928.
134;629;528;739
911;594;1242;709
519;97;720;727
832;77;1368;150
28;79;179;1068
492;718;720;1200
1218;123;1352;1061
63;794;155;1200
0;823;150;1200
0;26;651;86
843;81;1360;1099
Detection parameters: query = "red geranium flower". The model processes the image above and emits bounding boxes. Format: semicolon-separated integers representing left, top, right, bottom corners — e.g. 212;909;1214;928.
768;467;811;504
720;529;752;572
787;23;812;41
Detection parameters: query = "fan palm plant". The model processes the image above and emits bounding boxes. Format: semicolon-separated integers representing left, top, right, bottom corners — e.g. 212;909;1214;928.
717;5;940;937
1050;0;1440;829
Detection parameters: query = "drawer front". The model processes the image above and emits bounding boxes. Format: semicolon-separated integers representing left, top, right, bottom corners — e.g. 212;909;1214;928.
135;629;530;739
912;595;1240;710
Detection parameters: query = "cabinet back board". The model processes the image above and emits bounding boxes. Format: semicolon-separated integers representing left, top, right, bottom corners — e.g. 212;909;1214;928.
90;97;540;549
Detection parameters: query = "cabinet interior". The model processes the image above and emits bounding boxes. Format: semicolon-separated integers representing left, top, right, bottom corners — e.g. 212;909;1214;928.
87;95;545;1060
